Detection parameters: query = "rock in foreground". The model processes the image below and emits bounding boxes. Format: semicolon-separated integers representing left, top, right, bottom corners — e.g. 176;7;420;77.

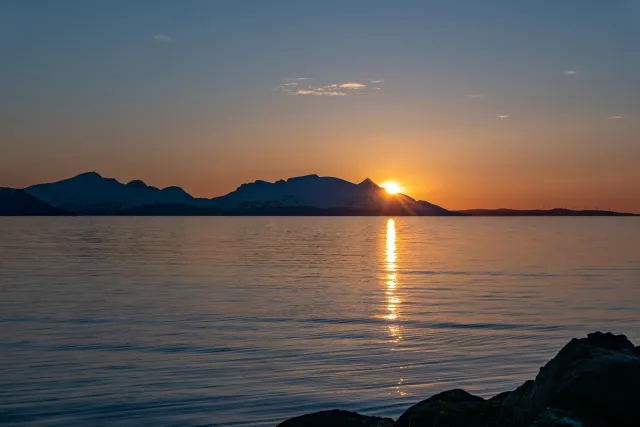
276;409;394;427
277;332;640;427
501;331;640;427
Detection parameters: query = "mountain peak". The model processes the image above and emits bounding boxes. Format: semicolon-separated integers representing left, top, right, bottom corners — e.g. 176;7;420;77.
74;171;103;179
126;179;148;188
358;178;380;189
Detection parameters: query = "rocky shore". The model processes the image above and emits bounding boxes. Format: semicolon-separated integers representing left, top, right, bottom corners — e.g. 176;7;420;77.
277;332;640;427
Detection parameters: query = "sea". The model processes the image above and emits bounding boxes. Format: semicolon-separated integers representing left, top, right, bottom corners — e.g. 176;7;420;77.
1;217;639;426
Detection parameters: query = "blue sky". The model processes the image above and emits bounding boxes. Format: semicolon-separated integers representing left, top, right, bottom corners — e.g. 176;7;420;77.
2;0;639;210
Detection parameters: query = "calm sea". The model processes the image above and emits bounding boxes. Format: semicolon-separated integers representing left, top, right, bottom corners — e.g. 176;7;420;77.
1;217;639;426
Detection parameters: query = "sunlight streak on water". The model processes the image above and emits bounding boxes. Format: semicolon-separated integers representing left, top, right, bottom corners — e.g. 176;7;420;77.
384;219;399;323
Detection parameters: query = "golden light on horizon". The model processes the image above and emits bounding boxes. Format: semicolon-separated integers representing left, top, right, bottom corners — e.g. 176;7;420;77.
381;181;402;195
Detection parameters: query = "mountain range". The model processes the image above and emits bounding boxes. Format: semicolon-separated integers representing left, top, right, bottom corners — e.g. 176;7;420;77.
8;172;455;216
26;172;195;214
0;172;635;216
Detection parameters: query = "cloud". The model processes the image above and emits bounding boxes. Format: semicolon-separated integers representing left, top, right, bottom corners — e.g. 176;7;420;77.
370;79;385;83
498;114;510;119
276;78;375;97
607;115;627;120
564;70;578;75
315;84;338;91
339;82;366;89
153;34;172;42
295;90;345;96
468;93;485;98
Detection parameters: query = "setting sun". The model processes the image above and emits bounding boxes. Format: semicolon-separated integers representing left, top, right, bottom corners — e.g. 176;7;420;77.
381;181;402;195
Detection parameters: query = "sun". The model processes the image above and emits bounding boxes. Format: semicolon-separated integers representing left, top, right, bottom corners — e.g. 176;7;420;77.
381;181;402;194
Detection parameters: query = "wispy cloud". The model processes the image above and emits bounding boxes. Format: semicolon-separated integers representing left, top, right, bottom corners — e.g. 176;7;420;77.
370;79;385;84
607;115;627;120
564;70;578;75
498;114;510;119
295;90;345;96
468;93;485;98
315;84;338;91
153;34;172;42
276;78;375;97
339;82;366;89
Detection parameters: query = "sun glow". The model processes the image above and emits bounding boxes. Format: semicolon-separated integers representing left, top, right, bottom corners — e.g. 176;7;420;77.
381;181;401;194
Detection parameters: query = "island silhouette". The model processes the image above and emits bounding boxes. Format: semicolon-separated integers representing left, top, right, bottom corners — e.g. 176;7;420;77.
0;172;635;216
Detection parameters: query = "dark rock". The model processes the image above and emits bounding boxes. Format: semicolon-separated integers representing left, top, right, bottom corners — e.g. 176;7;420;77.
276;409;394;427
501;331;640;427
394;389;505;427
487;391;511;403
279;333;640;427
529;409;586;427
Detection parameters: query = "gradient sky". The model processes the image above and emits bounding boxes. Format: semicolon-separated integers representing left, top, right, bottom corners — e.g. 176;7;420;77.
2;0;639;212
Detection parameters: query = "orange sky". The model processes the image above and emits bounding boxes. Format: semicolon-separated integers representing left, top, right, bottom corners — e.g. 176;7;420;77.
2;1;639;213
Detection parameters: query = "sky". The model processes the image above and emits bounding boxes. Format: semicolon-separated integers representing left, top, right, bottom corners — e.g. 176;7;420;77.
1;0;639;212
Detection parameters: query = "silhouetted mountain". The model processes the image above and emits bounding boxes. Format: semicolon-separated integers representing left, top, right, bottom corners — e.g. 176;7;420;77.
15;172;638;216
22;172;456;215
0;188;71;216
26;172;194;214
204;175;455;215
460;208;635;216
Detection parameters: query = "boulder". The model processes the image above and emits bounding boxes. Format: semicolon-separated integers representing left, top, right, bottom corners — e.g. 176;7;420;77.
393;389;505;427
276;409;394;427
276;332;640;427
501;331;640;426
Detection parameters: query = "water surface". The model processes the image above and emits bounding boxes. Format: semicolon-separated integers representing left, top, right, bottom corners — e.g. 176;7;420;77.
1;217;639;426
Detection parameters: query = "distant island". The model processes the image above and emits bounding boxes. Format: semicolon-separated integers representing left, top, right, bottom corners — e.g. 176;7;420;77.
0;172;636;216
460;208;633;217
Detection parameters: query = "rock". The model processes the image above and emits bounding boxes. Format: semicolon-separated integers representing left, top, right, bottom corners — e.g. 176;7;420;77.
501;331;640;427
393;389;505;427
529;409;586;427
277;332;640;427
276;409;394;427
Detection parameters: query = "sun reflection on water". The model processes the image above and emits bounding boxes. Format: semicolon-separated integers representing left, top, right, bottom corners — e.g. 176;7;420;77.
384;218;407;396
384;219;401;334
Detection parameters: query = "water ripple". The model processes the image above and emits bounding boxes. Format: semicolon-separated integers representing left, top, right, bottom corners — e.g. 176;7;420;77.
1;217;639;427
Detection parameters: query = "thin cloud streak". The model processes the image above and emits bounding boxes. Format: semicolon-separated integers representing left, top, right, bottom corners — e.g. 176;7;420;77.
339;82;366;89
295;90;345;96
607;115;627;120
276;78;374;97
153;34;172;42
564;70;578;75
